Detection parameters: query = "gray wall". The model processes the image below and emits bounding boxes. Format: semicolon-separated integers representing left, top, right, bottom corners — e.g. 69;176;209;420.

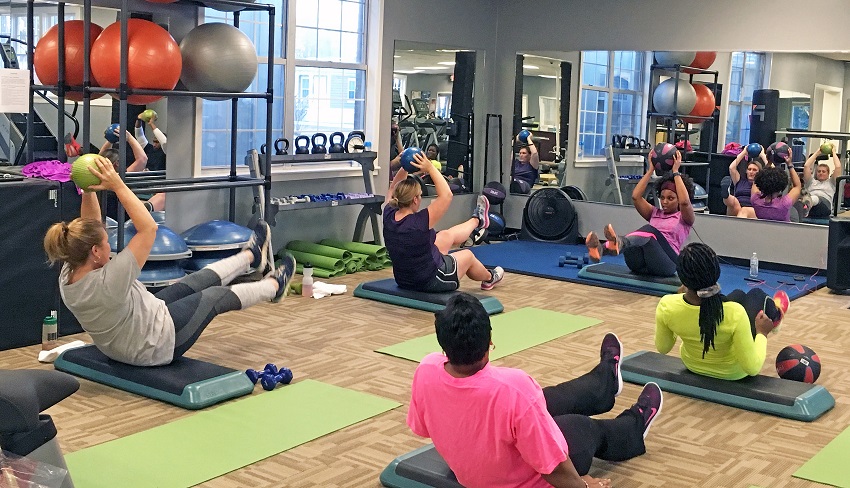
403;73;453;105
521;75;557;124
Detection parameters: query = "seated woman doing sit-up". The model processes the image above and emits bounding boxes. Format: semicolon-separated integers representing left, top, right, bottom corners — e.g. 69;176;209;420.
383;151;503;292
655;243;788;380
586;148;696;277
44;156;296;366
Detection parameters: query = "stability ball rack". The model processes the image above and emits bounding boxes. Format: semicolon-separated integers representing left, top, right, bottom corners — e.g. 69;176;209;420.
25;0;276;250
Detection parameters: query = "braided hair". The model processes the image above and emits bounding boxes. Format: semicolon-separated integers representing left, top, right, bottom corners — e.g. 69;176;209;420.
676;243;723;358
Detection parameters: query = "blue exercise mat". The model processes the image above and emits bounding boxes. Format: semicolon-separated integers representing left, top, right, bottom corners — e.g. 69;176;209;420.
466;240;824;300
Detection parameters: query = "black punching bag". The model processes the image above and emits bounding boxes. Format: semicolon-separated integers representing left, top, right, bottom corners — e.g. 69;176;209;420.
750;89;779;147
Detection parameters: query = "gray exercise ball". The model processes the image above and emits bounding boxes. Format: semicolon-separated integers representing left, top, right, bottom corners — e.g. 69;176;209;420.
180;23;258;101
652;78;697;116
654;51;696;67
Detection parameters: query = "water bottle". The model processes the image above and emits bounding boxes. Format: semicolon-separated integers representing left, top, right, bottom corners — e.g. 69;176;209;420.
363;141;372;153
42;315;58;351
577;141;584;159
749;252;759;278
302;263;314;298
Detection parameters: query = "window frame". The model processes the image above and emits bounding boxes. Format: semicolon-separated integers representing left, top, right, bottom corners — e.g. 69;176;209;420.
577;50;649;161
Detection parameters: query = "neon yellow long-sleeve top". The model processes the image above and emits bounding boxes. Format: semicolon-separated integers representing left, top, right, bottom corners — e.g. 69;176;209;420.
655;294;767;380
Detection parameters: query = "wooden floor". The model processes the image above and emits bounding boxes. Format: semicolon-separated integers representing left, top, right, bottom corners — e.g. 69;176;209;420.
2;265;849;488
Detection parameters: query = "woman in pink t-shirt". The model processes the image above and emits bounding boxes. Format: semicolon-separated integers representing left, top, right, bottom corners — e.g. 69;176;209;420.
586;151;696;277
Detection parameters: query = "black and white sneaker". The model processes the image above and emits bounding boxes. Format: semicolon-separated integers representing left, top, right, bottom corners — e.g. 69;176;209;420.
270;254;296;303
720;176;732;200
461;227;489;248
244;220;271;273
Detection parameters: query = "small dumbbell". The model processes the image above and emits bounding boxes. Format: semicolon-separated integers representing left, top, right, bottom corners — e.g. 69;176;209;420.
259;367;294;391
246;363;279;384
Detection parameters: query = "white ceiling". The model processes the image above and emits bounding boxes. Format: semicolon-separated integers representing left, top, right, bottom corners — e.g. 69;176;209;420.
393;47;562;78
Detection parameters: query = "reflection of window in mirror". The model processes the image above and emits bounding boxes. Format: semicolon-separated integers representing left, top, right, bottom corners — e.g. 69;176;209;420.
577;51;648;159
725;52;766;145
436;93;452;119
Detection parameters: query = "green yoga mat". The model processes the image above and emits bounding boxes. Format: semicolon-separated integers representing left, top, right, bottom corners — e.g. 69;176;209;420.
284;249;344;272
296;263;342;278
64;380;399;488
286;240;352;262
320;239;387;259
376;307;601;362
793;427;850;487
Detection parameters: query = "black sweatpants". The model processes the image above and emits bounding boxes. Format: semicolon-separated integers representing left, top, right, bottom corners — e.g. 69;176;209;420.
725;288;780;337
541;362;647;476
155;268;242;358
621;224;678;277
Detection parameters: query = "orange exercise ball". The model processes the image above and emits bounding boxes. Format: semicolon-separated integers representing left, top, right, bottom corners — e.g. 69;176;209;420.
683;52;717;73
682;83;716;124
33;20;105;101
91;19;182;105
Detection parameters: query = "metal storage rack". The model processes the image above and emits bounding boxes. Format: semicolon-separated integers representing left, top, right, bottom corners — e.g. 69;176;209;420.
25;0;276;248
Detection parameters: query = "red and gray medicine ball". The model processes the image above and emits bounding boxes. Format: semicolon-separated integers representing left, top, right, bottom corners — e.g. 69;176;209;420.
482;181;506;205
766;141;791;165
650;143;677;173
776;344;821;383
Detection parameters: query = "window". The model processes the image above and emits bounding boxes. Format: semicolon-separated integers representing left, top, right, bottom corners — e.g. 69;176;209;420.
200;0;368;168
577;51;647;158
0;12;75;69
726;52;765;145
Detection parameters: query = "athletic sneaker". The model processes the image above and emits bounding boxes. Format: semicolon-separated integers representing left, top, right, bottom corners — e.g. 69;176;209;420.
600;332;623;397
481;266;504;290
473;195;490;230
720;175;732;200
794;194;813;219
632;382;663;439
603;224;620;256
585;231;602;262
461;227;489;248
244;220;271;273
270;254;296;302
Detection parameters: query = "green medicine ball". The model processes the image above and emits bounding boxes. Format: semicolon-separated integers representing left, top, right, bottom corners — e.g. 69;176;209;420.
820;143;833;156
71;153;102;191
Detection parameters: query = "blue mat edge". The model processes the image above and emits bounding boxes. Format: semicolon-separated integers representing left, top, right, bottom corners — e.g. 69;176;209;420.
621;351;835;422
380;444;441;488
54;351;254;410
353;281;504;315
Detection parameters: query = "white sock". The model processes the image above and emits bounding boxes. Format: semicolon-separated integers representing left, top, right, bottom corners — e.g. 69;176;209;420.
205;251;252;286
810;194;821;206
230;279;278;308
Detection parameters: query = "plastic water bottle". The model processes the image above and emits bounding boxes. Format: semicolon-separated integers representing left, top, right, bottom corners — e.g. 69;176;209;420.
749;252;759;278
302;263;314;298
42;315;58;351
363;141;372;153
577;141;584;159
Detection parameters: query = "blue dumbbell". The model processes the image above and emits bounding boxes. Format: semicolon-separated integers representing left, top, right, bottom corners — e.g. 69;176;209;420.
246;363;279;384
259;367;294;391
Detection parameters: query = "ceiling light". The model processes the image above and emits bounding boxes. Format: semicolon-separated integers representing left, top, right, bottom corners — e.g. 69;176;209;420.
538;75;558;79
393;55;400;58
437;61;456;66
414;66;447;70
524;64;539;70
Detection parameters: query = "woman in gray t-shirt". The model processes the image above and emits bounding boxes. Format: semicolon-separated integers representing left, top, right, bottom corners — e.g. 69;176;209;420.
43;155;295;366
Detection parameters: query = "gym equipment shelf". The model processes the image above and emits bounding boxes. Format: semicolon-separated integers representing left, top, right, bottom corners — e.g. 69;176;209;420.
248;150;384;244
24;0;277;250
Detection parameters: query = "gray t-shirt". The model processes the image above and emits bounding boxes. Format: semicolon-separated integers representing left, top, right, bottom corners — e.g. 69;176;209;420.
807;178;835;204
60;248;175;366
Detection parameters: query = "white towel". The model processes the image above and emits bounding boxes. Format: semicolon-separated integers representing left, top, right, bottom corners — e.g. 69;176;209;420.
37;340;88;363
312;281;347;299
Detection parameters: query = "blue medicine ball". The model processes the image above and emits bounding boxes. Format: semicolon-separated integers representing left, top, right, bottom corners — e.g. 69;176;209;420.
105;123;120;143
400;147;424;173
518;130;531;143
746;143;763;160
488;211;506;236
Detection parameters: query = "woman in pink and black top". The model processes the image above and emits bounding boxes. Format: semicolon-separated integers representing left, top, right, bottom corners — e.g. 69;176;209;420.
586;150;696;277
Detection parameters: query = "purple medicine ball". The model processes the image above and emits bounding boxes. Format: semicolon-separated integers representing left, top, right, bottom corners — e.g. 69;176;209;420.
650;142;677;173
767;141;791;165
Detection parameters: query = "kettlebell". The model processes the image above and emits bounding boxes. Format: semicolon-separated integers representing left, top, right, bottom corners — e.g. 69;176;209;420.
311;133;328;154
274;138;289;155
328;132;346;153
345;131;366;153
294;135;310;155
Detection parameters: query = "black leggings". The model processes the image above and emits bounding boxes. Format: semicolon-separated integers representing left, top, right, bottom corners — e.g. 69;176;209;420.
808;199;831;219
541;362;646;476
621;224;678;277
725;288;780;337
154;269;242;358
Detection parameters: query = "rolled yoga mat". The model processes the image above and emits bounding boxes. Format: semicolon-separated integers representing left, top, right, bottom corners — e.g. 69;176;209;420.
320;239;387;259
286;241;352;262
295;263;342;278
280;249;344;272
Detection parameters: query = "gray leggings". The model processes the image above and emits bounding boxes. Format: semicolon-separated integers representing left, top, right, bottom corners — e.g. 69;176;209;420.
154;269;242;358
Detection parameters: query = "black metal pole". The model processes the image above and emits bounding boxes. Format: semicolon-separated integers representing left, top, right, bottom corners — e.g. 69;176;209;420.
82;0;92;153
228;11;241;222
57;3;66;162
264;6;276;221
26;0;34;165
116;0;129;250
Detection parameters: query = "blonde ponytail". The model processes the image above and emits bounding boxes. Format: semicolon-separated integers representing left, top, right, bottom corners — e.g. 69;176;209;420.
44;218;106;268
